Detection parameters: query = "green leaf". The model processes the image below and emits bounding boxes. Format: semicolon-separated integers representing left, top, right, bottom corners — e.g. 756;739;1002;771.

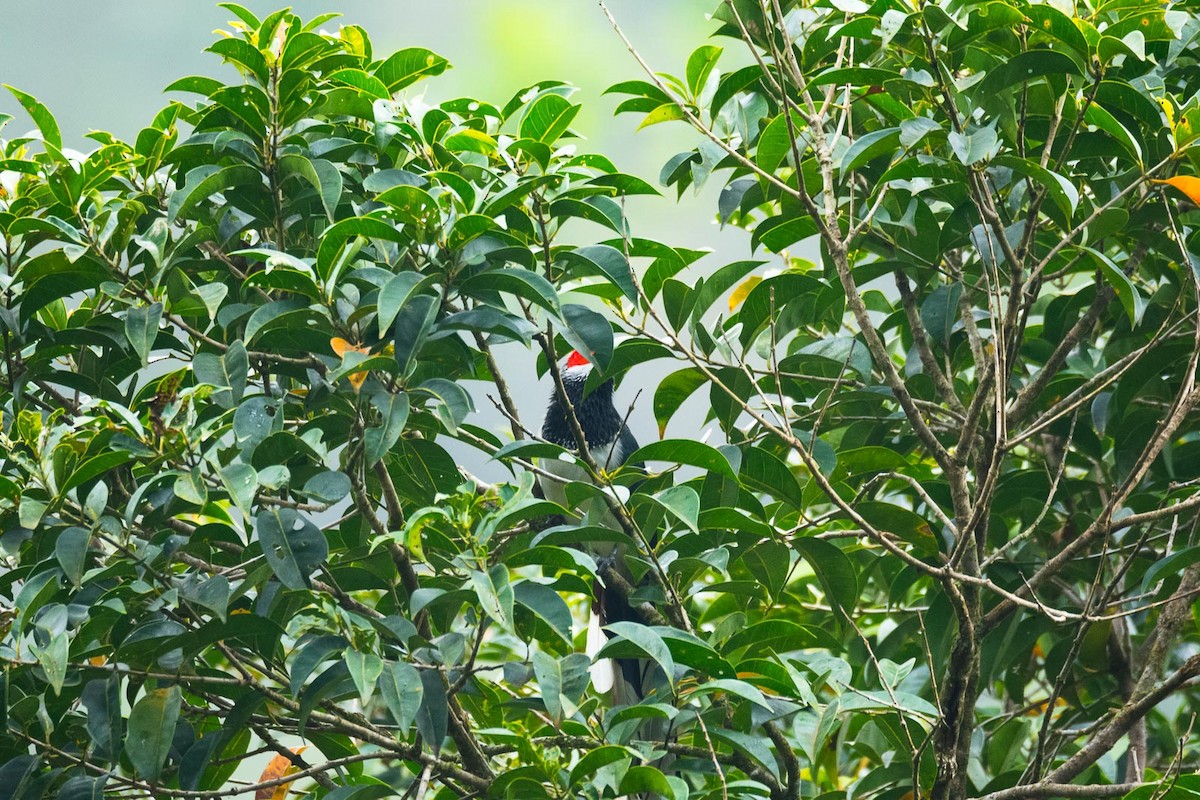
899;116;941;148
1083;246;1145;326
1140;544;1200;596
243;298;309;345
376;271;434;337
798;336;873;382
376;184;437;225
415;669;449;753
179;575;231;623
31;631;67;695
416;378;474;432
55;527;90;587
570;745;634;788
841;127;900;172
327;68;390;100
57;775;107;800
302;471;351;504
374;47;449;92
520;93;581;144
363;390;410;467
948;125;998;165
636;103;687;130
724;619;834;655
61;451;132;495
1083;102;1142;161
125;686;182;781
651;485;700;533
710;64;763;118
256;508;329;590
756;110;805;173
164;75;225;96
977;50;1082;98
994;156;1078;226
602;622;675;688
559;244;637;301
378;661;423;735
193;342;249;408
82;677;123;761
858;500;939;552
4;85;62;151
920;283;963;349
686;678;772;709
125;302;163;365
167;165;262;223
739;446;805;509
686;45;722;97
393;293;440;378
560;304;614;373
458;268;561;317
533;650;591;721
627;439;738;479
207;37;268;84
315;217;406;282
794;538;859;620
362;168;425;193
469;565;514;631
278;154;343;222
619;766;674;797
513;581;573;644
220;462;258;516
346;650;383;706
653;367;707;437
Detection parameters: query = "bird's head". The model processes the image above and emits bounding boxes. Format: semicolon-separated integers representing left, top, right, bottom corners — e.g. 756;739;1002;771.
542;350;627;450
565;349;591;370
562;350;593;392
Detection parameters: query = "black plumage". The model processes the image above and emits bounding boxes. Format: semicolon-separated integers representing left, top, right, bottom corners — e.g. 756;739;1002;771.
540;363;639;469
538;353;649;702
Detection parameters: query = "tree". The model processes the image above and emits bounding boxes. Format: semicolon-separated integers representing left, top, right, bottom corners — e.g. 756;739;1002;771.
2;1;1200;798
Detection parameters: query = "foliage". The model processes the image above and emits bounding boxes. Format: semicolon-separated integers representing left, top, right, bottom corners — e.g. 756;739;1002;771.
2;2;1200;800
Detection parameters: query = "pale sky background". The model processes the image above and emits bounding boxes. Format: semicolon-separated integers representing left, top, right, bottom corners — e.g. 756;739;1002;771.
0;1;765;478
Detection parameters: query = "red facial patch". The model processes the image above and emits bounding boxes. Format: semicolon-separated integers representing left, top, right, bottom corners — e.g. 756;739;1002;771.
566;350;590;368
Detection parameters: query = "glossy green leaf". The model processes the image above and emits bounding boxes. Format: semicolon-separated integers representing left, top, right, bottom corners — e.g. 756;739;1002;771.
125;302;162;365
5;85;62;151
167;165;262;223
559;244;637;301
278;154;343;222
378;661;423;734
374;47;449;92
125;686;182;781
628;439;738;479
520;93;580;143
256;508;329;590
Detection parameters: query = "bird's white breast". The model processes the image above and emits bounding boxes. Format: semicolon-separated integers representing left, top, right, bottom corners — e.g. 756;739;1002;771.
537;440;632;561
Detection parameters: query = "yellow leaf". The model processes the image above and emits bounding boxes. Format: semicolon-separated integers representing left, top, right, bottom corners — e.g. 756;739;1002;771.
256;747;307;800
330;338;370;392
329;337;363;357
1152;175;1200;205
1159;97;1176;127
728;275;762;311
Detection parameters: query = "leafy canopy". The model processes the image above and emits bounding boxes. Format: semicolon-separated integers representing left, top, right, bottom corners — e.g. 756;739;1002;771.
3;2;1200;800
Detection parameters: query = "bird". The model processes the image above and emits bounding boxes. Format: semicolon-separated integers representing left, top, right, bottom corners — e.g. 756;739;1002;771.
537;349;648;703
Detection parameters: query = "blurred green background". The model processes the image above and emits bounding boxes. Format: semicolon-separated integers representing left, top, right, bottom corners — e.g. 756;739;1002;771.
0;1;745;255
1;1;757;467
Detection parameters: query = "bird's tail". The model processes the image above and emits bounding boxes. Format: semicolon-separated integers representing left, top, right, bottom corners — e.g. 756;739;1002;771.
588;589;676;788
588;582;654;702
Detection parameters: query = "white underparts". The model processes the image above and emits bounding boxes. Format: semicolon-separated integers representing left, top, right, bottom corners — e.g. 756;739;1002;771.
586;608;616;694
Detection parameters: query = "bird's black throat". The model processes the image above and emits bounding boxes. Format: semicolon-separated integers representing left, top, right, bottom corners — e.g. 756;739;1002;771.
541;370;625;450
